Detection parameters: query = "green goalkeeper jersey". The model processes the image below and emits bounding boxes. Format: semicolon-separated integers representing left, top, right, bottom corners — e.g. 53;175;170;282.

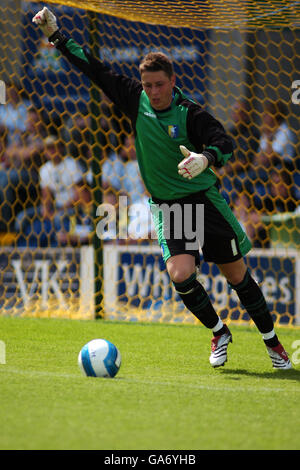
135;88;218;199
53;35;233;200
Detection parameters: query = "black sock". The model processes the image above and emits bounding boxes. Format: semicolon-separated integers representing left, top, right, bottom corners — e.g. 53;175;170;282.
264;335;279;348
173;273;219;329
229;270;274;334
213;325;228;337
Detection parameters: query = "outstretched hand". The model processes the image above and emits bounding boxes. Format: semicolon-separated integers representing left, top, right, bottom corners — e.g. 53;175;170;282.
177;145;208;179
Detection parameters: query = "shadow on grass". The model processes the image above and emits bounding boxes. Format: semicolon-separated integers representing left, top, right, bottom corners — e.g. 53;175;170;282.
220;368;300;381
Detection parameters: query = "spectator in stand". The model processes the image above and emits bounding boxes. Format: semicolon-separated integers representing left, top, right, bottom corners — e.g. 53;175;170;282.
233;167;298;249
0;82;30;145
4;105;47;170
242;100;296;202
15;134;85;247
56;175;93;246
249;100;296;182
256;168;298;215
227;99;260;176
0;106;49;231
232;193;268;248
39;135;85;217
101;133;153;241
220;99;260;197
62;110;92;173
102;133;146;206
258;100;296;169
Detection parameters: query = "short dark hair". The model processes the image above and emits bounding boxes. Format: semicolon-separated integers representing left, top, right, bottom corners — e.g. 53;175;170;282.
139;52;174;79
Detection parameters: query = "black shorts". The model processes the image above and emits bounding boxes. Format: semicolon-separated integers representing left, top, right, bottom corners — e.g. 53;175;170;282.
149;185;252;265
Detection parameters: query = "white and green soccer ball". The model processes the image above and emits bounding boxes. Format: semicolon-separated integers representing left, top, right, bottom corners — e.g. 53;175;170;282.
78;339;121;378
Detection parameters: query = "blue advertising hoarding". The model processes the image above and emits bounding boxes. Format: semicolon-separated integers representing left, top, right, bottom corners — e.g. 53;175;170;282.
104;245;299;325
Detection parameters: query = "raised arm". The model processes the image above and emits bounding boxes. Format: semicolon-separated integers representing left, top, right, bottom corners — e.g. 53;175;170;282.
32;7;142;123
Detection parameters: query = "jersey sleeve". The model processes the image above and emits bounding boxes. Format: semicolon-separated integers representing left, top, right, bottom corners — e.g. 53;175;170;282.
186;104;233;168
49;31;142;124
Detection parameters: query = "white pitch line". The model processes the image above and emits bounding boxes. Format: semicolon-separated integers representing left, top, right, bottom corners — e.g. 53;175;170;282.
1;367;299;394
124;377;300;394
0;367;80;380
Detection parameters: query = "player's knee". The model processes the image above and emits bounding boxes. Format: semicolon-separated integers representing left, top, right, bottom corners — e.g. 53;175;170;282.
169;268;195;284
219;260;248;287
167;254;195;284
227;269;249;289
227;273;245;287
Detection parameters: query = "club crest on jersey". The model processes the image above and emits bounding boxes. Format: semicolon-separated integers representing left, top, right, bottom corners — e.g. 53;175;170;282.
168;125;179;139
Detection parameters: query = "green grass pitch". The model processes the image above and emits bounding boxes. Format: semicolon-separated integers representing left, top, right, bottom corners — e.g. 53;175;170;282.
0;316;299;450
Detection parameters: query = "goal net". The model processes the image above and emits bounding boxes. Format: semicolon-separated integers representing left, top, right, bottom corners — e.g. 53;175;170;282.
0;0;299;325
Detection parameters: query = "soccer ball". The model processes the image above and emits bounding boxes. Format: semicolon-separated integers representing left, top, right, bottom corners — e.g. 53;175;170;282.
78;339;121;378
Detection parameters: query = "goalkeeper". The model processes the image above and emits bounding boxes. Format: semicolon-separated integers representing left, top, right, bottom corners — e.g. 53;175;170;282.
32;7;292;370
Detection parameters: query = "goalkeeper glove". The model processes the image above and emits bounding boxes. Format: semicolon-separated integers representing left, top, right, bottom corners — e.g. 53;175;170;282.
178;145;208;179
32;7;58;38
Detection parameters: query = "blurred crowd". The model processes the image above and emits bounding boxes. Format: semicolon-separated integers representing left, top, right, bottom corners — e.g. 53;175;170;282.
219;98;299;248
0;83;153;247
0;83;299;249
